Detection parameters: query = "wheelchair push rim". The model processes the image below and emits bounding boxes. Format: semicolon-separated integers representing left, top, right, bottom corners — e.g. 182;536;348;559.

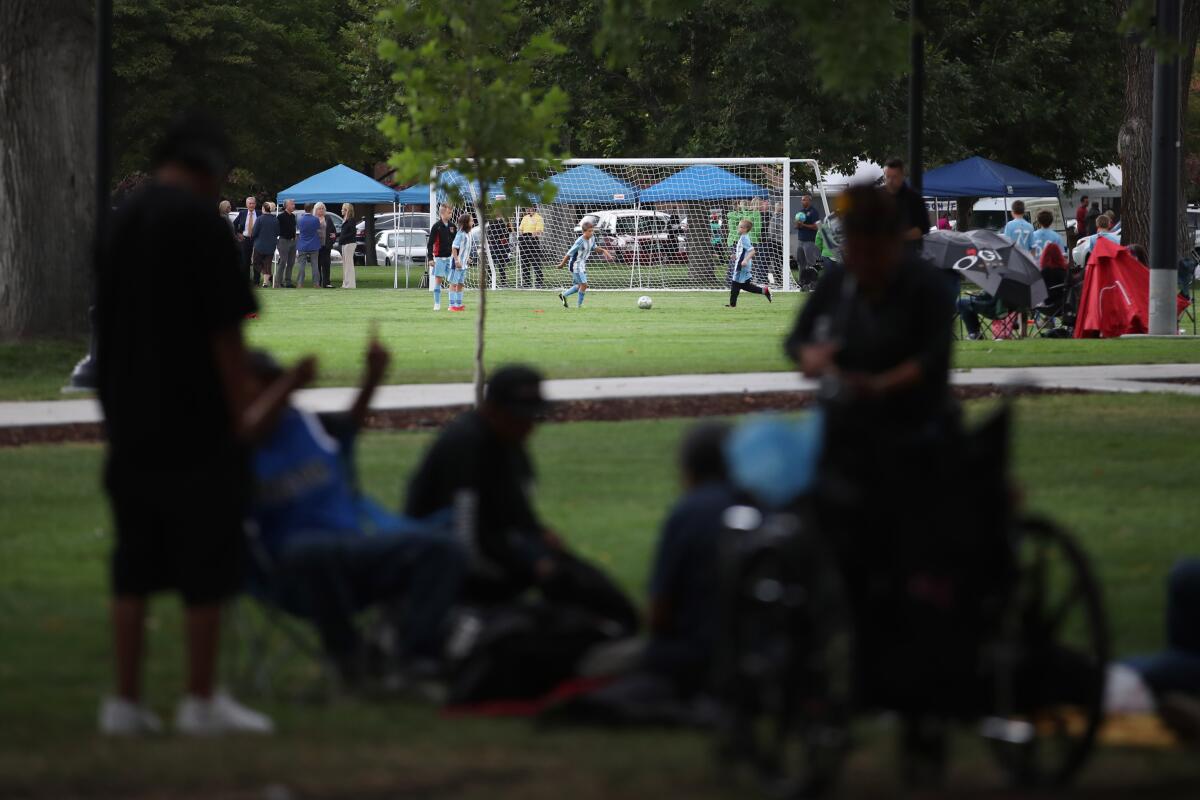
984;516;1109;788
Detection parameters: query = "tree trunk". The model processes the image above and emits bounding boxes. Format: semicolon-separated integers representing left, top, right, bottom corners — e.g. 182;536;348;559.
474;190;489;407
1118;1;1200;261
0;0;95;339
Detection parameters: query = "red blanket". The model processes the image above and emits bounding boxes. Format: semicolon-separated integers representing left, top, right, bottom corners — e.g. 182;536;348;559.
1074;238;1189;338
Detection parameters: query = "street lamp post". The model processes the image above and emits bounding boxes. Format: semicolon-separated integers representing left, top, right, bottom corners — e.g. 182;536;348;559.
1148;0;1182;335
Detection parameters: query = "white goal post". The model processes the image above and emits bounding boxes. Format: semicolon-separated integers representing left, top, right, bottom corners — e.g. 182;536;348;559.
429;158;829;291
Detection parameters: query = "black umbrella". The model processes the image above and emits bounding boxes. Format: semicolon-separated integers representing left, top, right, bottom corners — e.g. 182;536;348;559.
924;229;1048;309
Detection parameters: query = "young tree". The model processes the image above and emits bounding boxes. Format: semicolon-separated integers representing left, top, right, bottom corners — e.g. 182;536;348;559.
379;0;567;404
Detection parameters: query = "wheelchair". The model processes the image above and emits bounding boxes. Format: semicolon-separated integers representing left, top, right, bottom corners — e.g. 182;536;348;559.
714;407;1109;797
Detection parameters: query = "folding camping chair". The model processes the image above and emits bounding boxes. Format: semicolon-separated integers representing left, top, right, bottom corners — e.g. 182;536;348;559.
1030;266;1080;337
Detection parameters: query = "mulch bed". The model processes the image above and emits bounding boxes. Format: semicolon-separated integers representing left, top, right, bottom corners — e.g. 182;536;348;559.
0;384;1087;448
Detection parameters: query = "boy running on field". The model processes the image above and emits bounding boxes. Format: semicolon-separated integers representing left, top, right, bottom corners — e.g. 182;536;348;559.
558;219;611;308
449;214;473;312
727;218;772;307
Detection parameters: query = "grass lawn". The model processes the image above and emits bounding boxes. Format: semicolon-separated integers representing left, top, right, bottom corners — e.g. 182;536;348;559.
2;271;1198;401
1;393;1198;797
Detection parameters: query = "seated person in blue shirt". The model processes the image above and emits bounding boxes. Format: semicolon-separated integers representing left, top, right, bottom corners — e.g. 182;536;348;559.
1001;199;1035;250
643;421;738;697
248;339;465;685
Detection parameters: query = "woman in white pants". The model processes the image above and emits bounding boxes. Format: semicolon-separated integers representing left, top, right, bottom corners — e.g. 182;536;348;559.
339;203;358;288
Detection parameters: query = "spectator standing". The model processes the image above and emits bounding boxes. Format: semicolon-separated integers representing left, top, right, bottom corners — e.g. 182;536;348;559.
232;196;259;284
1028;210;1066;262
1084;201;1102;237
218;200;234;236
339;203;358;289
275;198;297;288
96;115;313;737
794;194;823;269
1001;200;1035;250
250;201;280;288
487;213;512;287
882;158;931;251
1073;195;1090;248
936;214;951;230
296;204;321;288
1081;214;1121;265
315;202;337;288
518;207;545;288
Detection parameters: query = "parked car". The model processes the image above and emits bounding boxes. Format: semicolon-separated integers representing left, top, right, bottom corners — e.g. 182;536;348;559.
356;212;431;263
573;209;683;264
375;228;428;267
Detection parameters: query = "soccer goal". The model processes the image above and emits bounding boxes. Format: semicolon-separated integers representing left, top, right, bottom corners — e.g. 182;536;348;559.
431;158;827;291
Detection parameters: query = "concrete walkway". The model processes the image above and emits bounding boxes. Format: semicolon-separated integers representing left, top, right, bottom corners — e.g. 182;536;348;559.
2;363;1199;432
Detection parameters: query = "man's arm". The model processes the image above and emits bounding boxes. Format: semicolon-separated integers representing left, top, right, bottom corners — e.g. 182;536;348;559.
211;326;316;442
348;336;390;429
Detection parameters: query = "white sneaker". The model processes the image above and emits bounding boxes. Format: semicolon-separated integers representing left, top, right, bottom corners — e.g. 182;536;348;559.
174;689;274;736
99;695;163;736
433;303;441;311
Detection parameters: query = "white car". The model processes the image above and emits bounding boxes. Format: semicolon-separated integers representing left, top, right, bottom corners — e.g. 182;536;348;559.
573;209;681;263
375;228;428;266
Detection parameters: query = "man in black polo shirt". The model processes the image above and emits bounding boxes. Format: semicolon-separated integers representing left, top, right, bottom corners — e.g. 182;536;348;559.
96;115;314;736
405;366;638;634
882;158;931;252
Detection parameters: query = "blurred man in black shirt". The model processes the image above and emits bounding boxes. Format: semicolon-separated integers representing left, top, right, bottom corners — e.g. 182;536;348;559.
406;366;638;634
883;158;931;251
96;115;313;736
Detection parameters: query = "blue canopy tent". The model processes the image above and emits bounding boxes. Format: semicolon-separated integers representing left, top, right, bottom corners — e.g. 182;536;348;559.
277;164;419;289
276;163;403;205
920;156;1061;233
435;170;507;205
395;183;430;205
639;164;769;202
546;164;638;204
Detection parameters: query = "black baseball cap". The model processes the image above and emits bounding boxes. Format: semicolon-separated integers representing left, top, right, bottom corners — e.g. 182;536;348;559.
485;365;547;418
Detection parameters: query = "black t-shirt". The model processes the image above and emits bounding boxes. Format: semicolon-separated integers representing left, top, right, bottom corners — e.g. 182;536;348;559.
405;411;544;576
277;210;297;239
786;256;953;445
97;184;256;479
893;184;931;247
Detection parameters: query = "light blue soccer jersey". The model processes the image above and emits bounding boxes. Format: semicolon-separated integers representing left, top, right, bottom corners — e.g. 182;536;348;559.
566;235;597;274
1028;227;1065;259
452;230;472;266
1002;217;1035;250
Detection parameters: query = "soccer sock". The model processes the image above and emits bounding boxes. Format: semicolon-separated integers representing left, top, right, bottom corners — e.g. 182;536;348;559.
729;284;741;306
577;289;586;307
434;284;442;306
562;285;579;298
455;291;463;307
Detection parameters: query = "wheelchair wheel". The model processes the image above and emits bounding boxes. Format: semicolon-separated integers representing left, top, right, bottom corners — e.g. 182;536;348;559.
716;510;854;799
985;516;1108;788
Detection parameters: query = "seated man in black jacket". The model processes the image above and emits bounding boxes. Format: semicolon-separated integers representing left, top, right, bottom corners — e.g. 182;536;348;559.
405;366;638;635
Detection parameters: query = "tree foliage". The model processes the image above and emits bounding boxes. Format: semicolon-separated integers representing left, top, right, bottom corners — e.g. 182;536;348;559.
378;0;570;402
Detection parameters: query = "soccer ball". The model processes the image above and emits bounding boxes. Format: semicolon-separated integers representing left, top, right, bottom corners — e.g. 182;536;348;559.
637;295;653;310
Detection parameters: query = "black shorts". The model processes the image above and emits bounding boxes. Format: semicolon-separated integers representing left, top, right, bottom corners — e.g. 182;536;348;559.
106;466;248;606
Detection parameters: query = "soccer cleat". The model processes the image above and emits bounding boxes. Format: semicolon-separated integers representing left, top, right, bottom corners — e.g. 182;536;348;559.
174;690;274;736
559;292;568;308
433;303;441;311
99;696;164;736
763;285;772;303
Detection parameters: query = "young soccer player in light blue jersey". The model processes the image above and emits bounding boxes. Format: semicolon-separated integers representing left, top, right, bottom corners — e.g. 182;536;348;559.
557;220;612;308
449;214;473;312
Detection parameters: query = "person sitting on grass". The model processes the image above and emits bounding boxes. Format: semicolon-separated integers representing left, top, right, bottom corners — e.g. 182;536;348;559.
405;365;639;635
557;219;612;309
727;218;772;308
248;339;466;687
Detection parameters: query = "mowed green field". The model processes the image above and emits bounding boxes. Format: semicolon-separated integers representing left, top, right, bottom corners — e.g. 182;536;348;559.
2;268;1198;400
1;394;1199;798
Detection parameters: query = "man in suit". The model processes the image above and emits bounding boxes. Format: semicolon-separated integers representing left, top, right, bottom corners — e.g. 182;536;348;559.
232;197;259;284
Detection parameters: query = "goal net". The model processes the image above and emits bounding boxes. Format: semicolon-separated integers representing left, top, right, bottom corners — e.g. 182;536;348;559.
432;158;798;291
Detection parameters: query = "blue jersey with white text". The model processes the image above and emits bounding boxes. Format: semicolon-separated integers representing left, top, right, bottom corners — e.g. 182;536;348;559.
1002;217;1035;250
1028;227;1065;259
565;235;597;274
253;408;363;555
734;233;754;268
